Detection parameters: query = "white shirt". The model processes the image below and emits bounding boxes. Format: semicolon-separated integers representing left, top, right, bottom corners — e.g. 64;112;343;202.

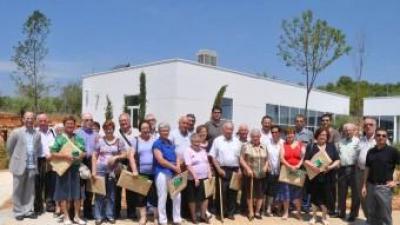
261;130;272;147
358;135;376;170
209;135;241;167
38;128;55;158
169;129;190;158
338;136;361;167
117;128;138;150
266;138;283;175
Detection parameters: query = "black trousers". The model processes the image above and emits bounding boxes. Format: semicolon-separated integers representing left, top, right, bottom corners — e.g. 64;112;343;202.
45;170;57;211
82;157;93;218
338;166;360;218
34;157;47;213
328;171;338;214
215;167;239;217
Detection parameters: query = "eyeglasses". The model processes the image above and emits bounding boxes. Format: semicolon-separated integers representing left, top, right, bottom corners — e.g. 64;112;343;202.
376;133;387;138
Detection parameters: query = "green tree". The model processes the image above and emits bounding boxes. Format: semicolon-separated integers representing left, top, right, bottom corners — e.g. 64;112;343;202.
139;72;147;122
213;85;228;108
278;10;351;118
105;95;113;120
11;10;51;113
60;82;82;115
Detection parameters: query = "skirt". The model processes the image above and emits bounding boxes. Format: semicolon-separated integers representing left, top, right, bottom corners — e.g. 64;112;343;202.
276;182;302;202
309;179;333;207
185;179;207;203
133;174;158;207
54;166;81;201
243;176;265;199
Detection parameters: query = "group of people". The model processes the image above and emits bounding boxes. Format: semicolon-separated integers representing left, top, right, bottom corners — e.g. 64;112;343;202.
5;106;400;225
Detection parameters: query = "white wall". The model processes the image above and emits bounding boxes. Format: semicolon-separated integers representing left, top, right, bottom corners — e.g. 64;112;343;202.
82;59;349;130
364;96;400;116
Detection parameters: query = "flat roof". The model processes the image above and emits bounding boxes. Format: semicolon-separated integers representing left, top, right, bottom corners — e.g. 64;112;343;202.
363;95;400;100
83;58;349;99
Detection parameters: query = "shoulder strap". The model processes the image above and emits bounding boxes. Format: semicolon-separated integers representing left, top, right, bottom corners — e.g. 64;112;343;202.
119;129;132;147
62;133;82;153
135;137;140;172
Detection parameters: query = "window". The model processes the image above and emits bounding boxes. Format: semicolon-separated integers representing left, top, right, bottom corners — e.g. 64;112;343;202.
221;98;233;120
280;106;289;125
289;107;299;126
266;104;279;123
124;95;140;128
308;110;317;127
379;116;394;142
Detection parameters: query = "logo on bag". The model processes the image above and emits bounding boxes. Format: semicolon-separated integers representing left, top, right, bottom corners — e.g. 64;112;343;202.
173;177;183;187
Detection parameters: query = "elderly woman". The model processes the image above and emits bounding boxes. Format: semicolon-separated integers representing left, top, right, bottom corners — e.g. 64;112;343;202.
304;127;340;225
91;121;126;225
184;133;212;224
153;122;182;225
129;121;158;225
277;128;305;220
239;129;268;221
196;125;210;152
50;116;86;225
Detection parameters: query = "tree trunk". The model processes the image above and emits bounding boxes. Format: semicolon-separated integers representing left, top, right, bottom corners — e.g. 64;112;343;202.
304;89;311;122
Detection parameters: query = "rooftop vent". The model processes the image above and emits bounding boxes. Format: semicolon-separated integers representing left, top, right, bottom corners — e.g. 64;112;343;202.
197;49;217;66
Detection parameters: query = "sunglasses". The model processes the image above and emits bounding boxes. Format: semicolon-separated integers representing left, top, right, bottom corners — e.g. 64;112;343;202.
376;133;387;138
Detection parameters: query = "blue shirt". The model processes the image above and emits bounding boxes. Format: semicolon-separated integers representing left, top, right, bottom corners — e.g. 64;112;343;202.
76;128;97;157
25;131;35;170
152;138;177;177
133;137;155;175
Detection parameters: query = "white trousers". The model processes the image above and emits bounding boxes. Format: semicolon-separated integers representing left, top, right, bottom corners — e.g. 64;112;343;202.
156;172;182;224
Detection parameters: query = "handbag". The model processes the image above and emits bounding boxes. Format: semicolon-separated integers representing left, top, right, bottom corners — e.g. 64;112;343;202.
79;163;91;179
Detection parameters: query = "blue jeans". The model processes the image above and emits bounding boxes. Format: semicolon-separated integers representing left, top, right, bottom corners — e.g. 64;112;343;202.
94;173;115;220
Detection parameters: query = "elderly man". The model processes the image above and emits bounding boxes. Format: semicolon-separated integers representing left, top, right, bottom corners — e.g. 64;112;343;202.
209;122;242;220
237;124;249;144
116;113;138;219
145;113;158;138
337;123;361;221
169;116;191;158
75;113;98;219
35;113;56;213
264;125;283;216
186;113;196;135
362;128;399;225
7;112;41;220
357;117;384;222
205;106;226;145
260;116;273;146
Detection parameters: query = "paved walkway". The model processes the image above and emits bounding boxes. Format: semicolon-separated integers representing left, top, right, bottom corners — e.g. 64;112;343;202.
0;170;399;225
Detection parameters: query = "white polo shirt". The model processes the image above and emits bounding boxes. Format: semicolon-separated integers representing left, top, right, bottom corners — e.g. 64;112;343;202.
209;135;241;167
169;129;191;158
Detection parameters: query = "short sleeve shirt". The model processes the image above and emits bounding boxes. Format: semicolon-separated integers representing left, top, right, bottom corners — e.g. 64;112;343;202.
209;136;241;167
366;145;400;184
184;147;209;180
95;137;126;173
305;143;339;183
50;134;85;168
152;138;177;177
241;143;268;178
169;129;190;159
132;137;155;175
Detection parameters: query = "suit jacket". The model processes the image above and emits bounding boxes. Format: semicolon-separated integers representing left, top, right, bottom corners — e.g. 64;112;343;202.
6;127;41;176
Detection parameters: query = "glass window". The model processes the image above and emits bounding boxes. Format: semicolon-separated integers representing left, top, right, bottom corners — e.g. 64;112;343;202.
308;110;316;127
379;116;394;142
289;107;299;126
221;98;233;120
125;95;140;106
266;104;279;123
280;106;289;125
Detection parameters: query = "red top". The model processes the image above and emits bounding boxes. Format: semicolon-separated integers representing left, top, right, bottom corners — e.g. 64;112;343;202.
283;141;302;166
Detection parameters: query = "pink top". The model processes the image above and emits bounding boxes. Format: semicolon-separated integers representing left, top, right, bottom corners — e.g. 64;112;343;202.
184;146;210;180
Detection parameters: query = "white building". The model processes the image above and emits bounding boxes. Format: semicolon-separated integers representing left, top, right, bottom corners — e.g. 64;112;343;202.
82;58;350;131
364;96;400;143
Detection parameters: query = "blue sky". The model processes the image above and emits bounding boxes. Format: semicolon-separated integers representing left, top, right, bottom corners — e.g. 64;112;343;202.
1;0;399;96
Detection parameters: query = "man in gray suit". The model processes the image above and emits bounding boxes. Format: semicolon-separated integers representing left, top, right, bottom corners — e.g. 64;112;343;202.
7;112;41;221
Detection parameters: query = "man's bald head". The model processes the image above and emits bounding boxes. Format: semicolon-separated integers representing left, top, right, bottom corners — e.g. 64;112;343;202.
37;113;49;131
223;121;234;139
81;112;93;129
178;116;189;133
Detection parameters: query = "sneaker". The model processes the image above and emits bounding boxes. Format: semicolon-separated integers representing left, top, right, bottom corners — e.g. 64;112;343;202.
64;219;73;225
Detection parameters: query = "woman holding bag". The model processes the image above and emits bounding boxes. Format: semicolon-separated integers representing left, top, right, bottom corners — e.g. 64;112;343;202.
184;133;212;224
128;121;158;225
276;128;305;220
91;120;127;225
304;127;340;225
239;129;268;221
50;116;86;225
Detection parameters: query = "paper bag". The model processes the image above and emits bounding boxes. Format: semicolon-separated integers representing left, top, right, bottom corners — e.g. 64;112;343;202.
87;176;106;196
278;164;306;187
306;150;332;180
50;141;74;176
168;171;188;198
204;177;216;198
117;170;153;196
229;172;242;191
